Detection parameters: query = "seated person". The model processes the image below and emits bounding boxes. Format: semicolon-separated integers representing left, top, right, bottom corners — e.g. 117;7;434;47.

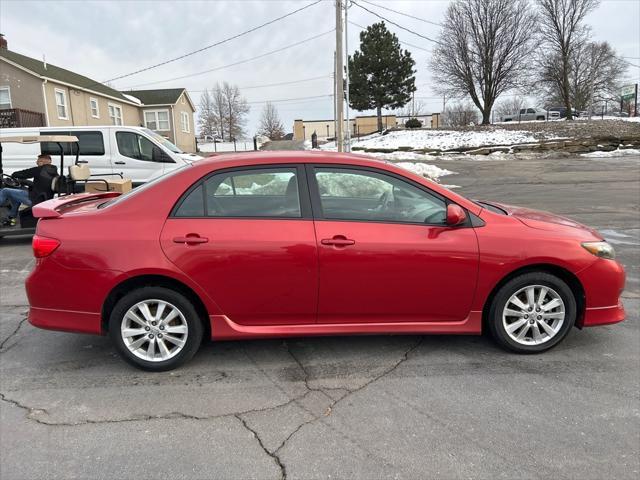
0;154;58;227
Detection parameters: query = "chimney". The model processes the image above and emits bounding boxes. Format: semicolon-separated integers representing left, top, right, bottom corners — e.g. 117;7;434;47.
0;34;7;49
43;54;47;70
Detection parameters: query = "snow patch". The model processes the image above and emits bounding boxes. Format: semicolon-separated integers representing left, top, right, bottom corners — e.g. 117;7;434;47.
580;148;640;158
395;162;456;180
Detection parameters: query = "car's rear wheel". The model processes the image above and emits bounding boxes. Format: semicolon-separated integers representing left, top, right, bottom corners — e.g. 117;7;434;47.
488;272;576;353
109;287;203;371
536;116;546;121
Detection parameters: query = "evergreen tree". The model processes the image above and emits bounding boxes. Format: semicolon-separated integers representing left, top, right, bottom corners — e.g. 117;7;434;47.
348;22;416;132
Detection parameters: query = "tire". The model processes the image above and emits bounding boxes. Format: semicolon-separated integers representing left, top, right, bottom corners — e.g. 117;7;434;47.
487;272;576;353
536;116;546;121
109;286;204;371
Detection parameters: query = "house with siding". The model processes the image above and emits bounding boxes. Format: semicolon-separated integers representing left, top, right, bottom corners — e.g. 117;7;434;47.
124;89;196;153
0;35;196;152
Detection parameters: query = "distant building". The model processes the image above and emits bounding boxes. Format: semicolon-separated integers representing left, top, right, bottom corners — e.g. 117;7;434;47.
0;35;196;152
293;113;441;141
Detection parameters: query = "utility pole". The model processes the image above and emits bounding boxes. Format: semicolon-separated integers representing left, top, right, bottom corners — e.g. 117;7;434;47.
333;50;337;140
335;0;344;152
344;0;351;152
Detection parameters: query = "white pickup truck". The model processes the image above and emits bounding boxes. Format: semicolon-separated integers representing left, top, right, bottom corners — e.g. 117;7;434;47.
501;108;557;122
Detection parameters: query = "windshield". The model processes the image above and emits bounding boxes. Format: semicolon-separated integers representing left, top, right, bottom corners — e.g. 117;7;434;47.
98;163;190;209
141;128;183;153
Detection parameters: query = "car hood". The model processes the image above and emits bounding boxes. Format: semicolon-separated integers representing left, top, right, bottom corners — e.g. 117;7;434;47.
484;201;603;239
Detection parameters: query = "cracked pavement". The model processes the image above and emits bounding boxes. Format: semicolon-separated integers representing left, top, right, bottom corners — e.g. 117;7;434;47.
1;154;639;479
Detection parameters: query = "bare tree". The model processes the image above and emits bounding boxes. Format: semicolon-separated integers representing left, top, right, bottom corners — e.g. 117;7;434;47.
221;82;250;140
536;0;600;119
495;96;527;120
397;98;428;118
211;83;229;140
258;102;285;140
443;101;479;127
539;40;627;111
197;89;216;140
431;0;536;125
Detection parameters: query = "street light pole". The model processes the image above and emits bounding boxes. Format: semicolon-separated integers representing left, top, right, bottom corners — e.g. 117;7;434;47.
335;0;344;152
344;0;351;152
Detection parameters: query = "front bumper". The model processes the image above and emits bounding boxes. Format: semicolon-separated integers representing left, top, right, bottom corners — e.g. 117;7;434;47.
577;258;626;327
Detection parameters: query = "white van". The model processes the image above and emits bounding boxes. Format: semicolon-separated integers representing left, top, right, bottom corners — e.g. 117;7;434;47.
0;126;202;185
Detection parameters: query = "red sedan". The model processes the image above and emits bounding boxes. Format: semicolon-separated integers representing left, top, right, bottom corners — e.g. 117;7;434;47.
26;152;625;370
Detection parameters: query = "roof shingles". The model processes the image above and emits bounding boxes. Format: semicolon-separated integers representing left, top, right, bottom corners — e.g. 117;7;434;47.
0;49;133;103
124;89;185;106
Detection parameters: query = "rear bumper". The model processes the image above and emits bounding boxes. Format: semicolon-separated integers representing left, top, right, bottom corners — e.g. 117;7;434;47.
28;307;102;335
582;302;625;327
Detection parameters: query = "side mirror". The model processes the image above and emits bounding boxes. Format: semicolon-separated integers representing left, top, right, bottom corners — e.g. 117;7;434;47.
446;204;467;226
152;146;174;163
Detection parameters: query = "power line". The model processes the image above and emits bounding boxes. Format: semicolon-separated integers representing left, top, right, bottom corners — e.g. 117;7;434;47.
103;0;323;84
348;21;432;53
358;0;442;27
122;30;334;89
188;75;331;93
246;93;333;105
351;1;441;44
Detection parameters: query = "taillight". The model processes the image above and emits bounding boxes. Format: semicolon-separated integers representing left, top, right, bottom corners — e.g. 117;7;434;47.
32;235;60;258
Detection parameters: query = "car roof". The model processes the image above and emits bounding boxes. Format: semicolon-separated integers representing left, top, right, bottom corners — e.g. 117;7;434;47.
198;150;387;167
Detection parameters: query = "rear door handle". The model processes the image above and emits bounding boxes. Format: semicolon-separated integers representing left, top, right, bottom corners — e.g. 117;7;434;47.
114;161;126;165
173;234;209;245
321;235;355;247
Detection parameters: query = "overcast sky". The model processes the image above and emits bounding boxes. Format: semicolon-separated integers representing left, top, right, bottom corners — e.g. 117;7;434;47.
1;0;639;136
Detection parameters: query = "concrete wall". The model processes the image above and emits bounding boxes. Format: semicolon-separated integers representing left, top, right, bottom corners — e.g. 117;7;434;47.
44;81;140;127
293;115;398;141
0;60;46;116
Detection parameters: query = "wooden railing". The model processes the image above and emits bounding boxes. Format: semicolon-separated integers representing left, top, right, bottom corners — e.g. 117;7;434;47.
0;108;46;128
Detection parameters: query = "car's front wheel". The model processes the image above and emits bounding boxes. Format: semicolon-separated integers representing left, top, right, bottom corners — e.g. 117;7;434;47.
488;272;576;353
109;287;203;371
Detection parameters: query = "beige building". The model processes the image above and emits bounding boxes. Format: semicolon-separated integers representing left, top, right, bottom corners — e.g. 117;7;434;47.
125;89;196;153
293;113;441;141
0;36;197;152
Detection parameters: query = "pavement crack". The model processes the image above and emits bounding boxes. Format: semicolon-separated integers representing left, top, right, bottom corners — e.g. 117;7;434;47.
0;390;307;428
274;337;425;455
0;315;28;352
235;414;287;480
283;340;326;395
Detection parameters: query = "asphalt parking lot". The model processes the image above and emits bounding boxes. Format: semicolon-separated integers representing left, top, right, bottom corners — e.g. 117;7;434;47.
1;153;639;480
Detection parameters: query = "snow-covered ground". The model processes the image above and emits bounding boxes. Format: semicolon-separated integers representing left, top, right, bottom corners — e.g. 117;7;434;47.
319;129;543;152
394;162;455;181
581;148;640;158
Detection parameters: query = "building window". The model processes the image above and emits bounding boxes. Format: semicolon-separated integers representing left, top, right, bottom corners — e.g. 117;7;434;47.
55;88;68;119
144;110;170;131
0;86;11;109
180;111;190;133
108;103;123;125
89;97;100;118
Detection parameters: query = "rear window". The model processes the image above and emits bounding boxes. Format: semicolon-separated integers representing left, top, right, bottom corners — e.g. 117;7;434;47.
41;131;105;156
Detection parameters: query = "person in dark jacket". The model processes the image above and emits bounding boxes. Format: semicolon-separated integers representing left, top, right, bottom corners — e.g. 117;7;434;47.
0;154;58;226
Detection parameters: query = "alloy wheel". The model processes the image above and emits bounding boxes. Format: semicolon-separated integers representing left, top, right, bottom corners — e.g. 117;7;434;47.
502;285;566;346
121;299;189;362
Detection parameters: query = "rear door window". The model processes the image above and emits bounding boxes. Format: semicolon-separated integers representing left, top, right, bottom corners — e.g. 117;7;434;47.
173;167;303;218
41;131;105;156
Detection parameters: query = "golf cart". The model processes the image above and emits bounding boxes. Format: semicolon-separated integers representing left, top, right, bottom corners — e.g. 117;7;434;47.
0;135;116;239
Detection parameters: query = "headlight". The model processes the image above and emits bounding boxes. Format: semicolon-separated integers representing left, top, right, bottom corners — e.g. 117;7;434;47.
582;241;615;260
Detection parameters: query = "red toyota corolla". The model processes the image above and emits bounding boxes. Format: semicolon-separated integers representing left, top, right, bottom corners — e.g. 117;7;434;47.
26;152;625;370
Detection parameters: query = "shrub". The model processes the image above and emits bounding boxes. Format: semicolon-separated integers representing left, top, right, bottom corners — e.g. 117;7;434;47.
405;118;422;129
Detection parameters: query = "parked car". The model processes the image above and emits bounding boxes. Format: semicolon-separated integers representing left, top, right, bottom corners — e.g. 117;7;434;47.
26;152;625;370
0;126;200;185
546;107;585;119
501;108;549;122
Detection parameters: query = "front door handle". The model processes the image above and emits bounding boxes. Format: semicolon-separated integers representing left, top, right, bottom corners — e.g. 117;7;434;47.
173;234;209;245
321;235;355;247
76;160;88;164
114;161;126;165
